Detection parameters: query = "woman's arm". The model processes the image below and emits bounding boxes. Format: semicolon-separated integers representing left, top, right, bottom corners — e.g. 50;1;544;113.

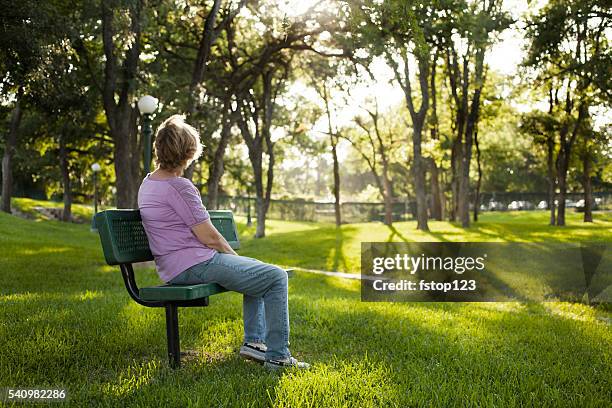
191;219;237;255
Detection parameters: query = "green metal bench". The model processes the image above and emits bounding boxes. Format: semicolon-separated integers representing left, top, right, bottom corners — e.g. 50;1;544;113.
94;209;240;368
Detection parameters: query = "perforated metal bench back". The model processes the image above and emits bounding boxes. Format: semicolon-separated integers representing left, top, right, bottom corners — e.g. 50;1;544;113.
207;210;240;250
95;210;153;265
95;209;240;265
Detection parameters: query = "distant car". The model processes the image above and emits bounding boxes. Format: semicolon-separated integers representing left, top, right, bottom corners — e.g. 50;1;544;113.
575;198;600;212
508;201;520;210
565;199;577;208
537;200;548;210
508;200;534;211
487;200;503;211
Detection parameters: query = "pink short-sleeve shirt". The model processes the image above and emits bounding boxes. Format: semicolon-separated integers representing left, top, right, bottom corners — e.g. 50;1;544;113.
137;175;217;282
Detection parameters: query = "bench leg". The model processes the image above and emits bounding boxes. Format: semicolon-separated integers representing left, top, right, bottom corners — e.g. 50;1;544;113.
165;304;180;368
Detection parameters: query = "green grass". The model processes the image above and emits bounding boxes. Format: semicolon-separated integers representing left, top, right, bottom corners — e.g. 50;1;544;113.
236;210;612;273
1;201;611;407
12;197;96;222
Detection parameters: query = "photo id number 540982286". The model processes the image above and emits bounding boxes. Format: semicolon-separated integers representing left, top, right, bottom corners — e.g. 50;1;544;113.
1;388;67;402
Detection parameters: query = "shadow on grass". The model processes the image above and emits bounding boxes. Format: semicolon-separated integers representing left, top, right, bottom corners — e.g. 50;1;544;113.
2;267;611;406
283;294;611;406
238;223;358;272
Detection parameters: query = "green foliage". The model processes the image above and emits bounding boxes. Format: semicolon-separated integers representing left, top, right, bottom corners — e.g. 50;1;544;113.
525;0;611;101
0;0;65;90
0;0;609;221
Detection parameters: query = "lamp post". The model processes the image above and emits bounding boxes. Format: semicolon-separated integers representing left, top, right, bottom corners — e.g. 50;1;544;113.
137;95;159;174
90;162;101;232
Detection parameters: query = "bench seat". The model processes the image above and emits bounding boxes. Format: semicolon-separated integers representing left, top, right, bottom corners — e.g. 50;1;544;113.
140;283;227;301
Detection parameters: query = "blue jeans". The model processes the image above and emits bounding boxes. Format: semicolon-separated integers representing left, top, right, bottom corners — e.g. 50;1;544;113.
168;252;290;360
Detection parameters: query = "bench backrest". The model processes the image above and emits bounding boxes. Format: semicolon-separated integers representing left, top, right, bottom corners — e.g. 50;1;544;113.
95;209;240;266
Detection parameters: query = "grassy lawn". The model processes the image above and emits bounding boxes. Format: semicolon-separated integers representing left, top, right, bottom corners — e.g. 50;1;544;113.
237;210;612;273
12;197;96;223
1;200;611;406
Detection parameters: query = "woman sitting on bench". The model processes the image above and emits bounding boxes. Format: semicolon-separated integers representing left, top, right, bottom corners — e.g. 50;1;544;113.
137;115;309;370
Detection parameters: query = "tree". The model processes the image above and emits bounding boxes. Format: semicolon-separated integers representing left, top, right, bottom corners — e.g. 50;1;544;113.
235;66;288;238
97;0;146;208
524;0;611;225
224;0;348;237
30;37;101;221
440;0;510;227
426;59;444;221
343;100;399;226
181;0;246;180
306;58;346;227
578;124;610;222
378;1;434;231
0;0;61;213
346;0;449;231
205;97;241;209
520;109;558;225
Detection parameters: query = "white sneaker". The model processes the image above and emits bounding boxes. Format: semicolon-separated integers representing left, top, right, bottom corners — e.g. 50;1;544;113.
264;356;310;370
239;342;267;363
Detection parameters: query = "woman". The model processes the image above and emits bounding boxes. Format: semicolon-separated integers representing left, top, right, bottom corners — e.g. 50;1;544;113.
137;115;309;370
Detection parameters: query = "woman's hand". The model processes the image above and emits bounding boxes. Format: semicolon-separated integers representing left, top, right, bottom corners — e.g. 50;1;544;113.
191;219;237;255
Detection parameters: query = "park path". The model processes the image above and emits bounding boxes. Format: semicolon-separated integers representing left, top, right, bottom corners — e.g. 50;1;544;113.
135;261;370;280
280;266;364;280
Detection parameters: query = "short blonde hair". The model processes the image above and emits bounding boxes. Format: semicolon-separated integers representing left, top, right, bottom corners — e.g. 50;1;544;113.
154;115;203;170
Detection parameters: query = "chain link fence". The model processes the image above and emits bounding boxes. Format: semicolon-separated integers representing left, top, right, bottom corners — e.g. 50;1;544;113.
202;191;611;224
203;195;416;224
476;191;612;212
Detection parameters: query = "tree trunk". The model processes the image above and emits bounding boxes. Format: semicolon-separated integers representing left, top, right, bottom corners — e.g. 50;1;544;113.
412;122;429;230
243;70;277;239
427;158;442;221
380;150;393;226
556;103;586;226
427;56;442;222
206;111;234;210
557;167;567;226
439;173;446;221
582;152;593;223
473;130;482;222
113;112;140;208
556;137;570;226
444;46;466;224
449;138;460;221
250;154;267;238
1;90;23;214
259;142;274;239
388;49;429;230
546;136;556;226
459;48;485;228
320;83;342;227
457;149;470;227
101;0;142;209
59;133;72;222
331;138;341;227
255;195;266;238
382;170;393;226
237;109;268;238
261;102;275;237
